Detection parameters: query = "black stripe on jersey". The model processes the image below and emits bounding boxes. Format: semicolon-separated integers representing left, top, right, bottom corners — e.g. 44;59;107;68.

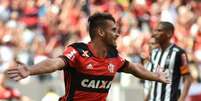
160;46;174;101
117;60;129;72
70;42;118;58
170;61;181;101
150;49;159;72
153;51;164;101
66;68;77;101
170;48;183;101
70;42;94;57
59;55;70;68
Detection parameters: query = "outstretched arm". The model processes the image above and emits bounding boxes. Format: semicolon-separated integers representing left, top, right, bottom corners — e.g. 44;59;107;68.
5;57;65;81
121;62;169;83
28;58;65;75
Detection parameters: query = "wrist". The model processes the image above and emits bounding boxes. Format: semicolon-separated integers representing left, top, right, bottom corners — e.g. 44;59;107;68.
26;67;31;76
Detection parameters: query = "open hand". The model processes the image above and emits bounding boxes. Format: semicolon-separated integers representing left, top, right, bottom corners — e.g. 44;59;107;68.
156;68;171;84
5;61;30;81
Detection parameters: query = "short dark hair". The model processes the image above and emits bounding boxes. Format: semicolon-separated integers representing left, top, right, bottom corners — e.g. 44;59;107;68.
159;21;175;35
88;12;115;39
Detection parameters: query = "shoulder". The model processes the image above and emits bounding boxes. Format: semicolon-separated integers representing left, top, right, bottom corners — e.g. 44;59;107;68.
69;42;88;49
64;42;88;51
65;42;93;58
171;44;186;54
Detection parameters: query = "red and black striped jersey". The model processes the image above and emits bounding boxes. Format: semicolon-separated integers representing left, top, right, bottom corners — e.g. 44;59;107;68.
59;42;128;101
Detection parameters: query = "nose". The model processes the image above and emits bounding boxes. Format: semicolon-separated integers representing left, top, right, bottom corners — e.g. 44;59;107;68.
151;30;158;38
151;33;156;38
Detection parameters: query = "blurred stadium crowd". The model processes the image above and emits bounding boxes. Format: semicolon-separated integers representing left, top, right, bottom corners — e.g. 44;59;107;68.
0;0;201;101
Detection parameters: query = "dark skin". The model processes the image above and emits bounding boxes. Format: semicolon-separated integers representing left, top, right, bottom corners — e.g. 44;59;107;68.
5;20;170;85
152;24;172;51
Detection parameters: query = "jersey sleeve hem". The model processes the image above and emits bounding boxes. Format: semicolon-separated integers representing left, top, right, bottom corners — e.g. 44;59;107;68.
117;60;129;72
59;55;70;70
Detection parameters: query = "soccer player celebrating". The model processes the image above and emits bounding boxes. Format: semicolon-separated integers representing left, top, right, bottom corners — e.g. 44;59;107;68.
6;12;170;101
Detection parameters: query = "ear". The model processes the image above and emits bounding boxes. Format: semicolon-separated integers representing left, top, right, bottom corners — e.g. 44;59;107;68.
97;27;105;37
167;34;172;38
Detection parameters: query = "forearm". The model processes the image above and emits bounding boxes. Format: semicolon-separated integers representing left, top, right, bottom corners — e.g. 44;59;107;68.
179;75;192;99
144;95;149;101
29;58;65;75
133;63;160;81
123;63;160;81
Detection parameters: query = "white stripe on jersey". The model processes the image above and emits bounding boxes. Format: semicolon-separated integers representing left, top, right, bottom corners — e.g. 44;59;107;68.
150;50;162;101
156;49;170;101
164;49;177;101
144;63;153;96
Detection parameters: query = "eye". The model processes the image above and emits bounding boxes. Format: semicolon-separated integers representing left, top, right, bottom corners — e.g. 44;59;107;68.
112;28;117;32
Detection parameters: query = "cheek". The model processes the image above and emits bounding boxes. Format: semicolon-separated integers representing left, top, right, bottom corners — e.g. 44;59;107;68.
103;33;110;42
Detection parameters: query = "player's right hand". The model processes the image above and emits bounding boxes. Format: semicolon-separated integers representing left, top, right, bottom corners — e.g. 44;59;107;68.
5;61;30;81
155;67;170;84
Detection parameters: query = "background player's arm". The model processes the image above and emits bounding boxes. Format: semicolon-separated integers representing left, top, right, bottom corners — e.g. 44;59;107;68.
6;57;66;81
121;62;169;83
178;74;192;101
178;53;192;101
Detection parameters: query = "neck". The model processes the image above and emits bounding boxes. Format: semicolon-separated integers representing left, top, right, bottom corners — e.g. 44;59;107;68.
160;42;171;51
91;39;108;58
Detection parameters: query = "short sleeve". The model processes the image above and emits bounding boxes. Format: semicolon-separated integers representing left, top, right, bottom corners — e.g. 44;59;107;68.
59;46;79;68
117;56;129;72
179;52;190;75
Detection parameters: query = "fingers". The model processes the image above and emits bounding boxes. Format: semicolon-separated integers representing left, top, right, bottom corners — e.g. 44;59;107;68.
12;75;23;81
165;77;170;82
5;68;22;81
6;69;20;74
8;73;19;78
157;70;171;84
6;72;23;81
5;73;23;81
164;74;171;84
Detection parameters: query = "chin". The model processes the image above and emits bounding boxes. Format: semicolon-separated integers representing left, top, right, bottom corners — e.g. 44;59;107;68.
110;44;117;49
106;43;116;48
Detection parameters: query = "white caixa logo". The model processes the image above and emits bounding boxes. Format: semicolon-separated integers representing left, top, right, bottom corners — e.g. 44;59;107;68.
108;63;115;73
81;79;112;89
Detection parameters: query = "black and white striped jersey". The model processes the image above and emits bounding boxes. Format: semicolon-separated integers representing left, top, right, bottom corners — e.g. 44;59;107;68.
144;43;190;101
